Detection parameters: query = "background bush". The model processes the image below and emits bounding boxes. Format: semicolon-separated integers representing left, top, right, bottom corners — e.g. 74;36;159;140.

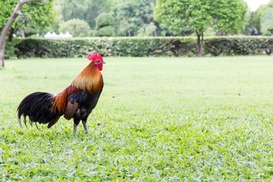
96;13;115;28
95;13;115;37
10;36;273;58
204;37;273;56
59;19;91;37
97;26;115;37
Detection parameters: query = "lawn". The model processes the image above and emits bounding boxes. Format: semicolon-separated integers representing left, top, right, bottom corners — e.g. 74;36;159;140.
1;56;273;181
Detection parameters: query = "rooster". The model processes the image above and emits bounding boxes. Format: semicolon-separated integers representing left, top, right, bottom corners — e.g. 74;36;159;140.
17;52;104;135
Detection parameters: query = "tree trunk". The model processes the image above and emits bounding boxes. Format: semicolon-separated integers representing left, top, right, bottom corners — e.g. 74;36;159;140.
196;31;203;57
8;27;15;42
21;28;26;38
0;34;6;67
0;2;22;67
0;0;43;67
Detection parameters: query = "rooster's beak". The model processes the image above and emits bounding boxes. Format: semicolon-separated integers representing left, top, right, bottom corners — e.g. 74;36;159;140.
103;61;106;64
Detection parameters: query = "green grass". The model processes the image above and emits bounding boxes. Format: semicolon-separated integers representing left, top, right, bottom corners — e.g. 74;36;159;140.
1;56;273;181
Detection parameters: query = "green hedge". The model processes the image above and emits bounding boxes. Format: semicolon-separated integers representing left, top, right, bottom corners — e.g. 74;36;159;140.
204;37;273;56
7;36;273;58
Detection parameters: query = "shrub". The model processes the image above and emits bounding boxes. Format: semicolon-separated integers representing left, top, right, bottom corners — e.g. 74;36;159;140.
95;13;115;28
95;13;115;37
97;26;114;37
5;41;19;59
59;19;91;37
264;31;272;36
13;36;273;58
204;36;273;56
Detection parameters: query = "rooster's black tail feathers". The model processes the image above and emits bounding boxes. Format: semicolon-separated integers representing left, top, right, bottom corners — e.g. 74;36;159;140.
17;92;60;128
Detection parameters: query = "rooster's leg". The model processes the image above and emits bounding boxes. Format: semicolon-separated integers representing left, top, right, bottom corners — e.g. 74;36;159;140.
82;120;89;135
73;123;78;136
24;116;27;127
73;119;80;136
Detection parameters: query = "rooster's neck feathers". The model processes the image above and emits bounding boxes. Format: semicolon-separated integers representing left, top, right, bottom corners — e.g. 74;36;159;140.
71;62;103;93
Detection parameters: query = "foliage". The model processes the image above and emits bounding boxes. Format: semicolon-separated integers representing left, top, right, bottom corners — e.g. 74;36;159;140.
204;36;273;56
154;0;248;55
55;0;253;37
137;22;157;37
96;26;115;37
61;0;112;28
21;0;56;30
263;31;272;36
0;0;15;29
212;0;248;34
12;36;273;58
59;19;91;37
14;38;90;58
96;13;115;29
0;0;56;68
111;0;158;36
248;11;262;34
1;57;273;180
0;0;56;37
13;37;196;57
95;13;115;37
153;0;186;35
5;40;20;59
249;1;273;35
57;0;166;37
260;7;273;34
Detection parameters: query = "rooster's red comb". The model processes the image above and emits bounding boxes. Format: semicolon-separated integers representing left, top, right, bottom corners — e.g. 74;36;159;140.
87;52;103;61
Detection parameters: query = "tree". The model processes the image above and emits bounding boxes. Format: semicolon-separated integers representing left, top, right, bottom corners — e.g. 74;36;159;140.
111;0;160;36
247;1;273;35
18;0;55;36
95;13;115;37
61;0;112;29
137;22;157;36
57;0;164;37
154;0;248;56
260;7;273;34
0;0;54;67
59;19;91;37
248;11;262;35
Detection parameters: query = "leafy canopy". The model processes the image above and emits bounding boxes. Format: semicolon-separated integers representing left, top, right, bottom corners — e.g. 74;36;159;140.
95;13;115;29
111;0;156;36
0;0;55;31
61;0;112;28
154;0;248;35
0;0;15;28
256;0;273;34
